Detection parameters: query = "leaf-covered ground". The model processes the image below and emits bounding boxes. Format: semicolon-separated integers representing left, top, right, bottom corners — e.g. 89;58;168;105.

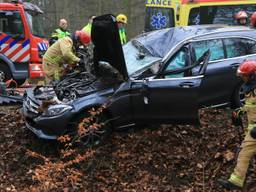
0;106;255;191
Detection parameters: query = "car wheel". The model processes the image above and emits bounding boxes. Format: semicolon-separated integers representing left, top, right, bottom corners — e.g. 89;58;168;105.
70;110;112;147
232;84;245;109
0;65;12;82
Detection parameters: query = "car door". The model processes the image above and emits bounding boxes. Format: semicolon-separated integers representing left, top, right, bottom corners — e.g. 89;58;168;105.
130;48;210;124
190;38;240;107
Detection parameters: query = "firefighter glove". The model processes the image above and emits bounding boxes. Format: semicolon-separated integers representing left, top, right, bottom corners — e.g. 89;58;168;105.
232;108;245;126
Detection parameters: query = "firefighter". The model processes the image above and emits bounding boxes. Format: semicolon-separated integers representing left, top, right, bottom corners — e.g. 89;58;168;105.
82;15;96;36
250;12;256;28
49;19;70;46
43;30;91;84
235;11;248;26
218;60;256;190
116;14;127;45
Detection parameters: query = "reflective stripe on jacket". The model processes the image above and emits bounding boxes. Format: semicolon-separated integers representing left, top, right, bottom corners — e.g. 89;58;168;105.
119;28;126;45
51;28;70;39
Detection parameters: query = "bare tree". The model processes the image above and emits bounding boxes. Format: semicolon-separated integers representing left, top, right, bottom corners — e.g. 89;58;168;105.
24;0;145;40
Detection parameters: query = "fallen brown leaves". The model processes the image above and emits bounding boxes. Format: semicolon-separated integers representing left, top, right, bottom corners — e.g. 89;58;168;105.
0;107;256;191
27;149;94;191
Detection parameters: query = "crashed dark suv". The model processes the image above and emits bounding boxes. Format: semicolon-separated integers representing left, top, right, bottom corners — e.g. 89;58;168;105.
23;14;255;142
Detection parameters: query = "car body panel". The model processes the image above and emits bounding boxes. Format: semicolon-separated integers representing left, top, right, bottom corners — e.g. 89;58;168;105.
130;76;202;124
151;26;256;108
189;32;256;107
23;22;252;140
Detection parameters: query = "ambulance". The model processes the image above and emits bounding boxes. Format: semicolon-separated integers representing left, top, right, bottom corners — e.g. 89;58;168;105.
145;0;256;31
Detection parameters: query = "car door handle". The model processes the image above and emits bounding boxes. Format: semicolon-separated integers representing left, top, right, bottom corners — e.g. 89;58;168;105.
230;63;240;69
179;82;195;88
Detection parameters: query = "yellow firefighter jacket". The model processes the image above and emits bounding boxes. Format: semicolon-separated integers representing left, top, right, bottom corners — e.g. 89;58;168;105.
43;37;80;81
243;91;256;129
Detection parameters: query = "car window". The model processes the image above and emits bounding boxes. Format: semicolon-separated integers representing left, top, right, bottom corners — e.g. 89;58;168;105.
224;38;256;58
192;40;224;62
224;39;246;58
164;49;186;78
188;5;256;25
245;39;256;55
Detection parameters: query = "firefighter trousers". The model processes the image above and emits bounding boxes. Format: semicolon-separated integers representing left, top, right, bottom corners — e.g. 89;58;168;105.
229;127;256;187
43;58;63;84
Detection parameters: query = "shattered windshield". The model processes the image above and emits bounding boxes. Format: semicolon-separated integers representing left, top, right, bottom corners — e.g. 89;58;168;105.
123;41;161;76
26;12;45;38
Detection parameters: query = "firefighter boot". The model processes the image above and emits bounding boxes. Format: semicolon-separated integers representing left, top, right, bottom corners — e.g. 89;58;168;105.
217;179;242;190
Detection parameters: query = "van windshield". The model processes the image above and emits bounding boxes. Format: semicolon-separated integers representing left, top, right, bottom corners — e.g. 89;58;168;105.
26;12;45;38
188;5;256;25
145;7;175;32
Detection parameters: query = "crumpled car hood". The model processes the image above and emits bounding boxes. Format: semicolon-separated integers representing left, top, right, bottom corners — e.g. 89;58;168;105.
27;72;118;105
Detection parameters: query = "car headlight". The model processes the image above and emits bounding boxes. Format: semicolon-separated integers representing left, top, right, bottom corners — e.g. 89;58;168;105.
42;104;73;117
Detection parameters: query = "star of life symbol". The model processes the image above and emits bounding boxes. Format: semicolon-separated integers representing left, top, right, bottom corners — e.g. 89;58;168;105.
151;12;167;29
195;14;200;25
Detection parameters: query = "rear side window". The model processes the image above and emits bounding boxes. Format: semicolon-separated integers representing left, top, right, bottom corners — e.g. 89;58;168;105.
0;10;24;36
188;5;256;25
191;40;224;62
224;38;256;58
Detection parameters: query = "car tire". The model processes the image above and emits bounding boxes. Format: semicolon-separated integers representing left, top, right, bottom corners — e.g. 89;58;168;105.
0;64;12;82
232;83;245;109
70;110;112;147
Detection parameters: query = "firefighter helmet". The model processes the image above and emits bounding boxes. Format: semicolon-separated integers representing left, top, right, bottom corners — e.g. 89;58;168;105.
116;14;128;24
237;60;256;76
236;11;248;20
75;30;91;45
251;12;256;27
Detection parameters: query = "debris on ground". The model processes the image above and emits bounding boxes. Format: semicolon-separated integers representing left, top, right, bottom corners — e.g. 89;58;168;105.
0;107;256;191
0;95;23;105
0;79;34;106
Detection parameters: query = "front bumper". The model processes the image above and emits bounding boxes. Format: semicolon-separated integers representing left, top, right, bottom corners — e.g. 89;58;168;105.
25;122;57;140
22;100;74;140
